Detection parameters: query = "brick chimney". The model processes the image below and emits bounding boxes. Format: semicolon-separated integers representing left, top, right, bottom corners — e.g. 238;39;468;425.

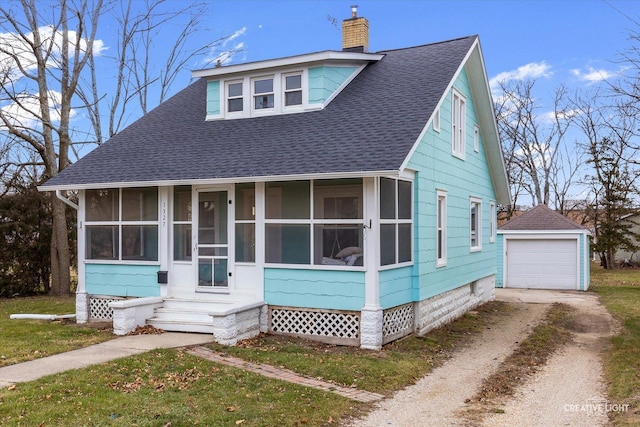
342;5;369;52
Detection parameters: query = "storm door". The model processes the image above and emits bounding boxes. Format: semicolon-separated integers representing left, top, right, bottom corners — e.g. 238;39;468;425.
195;188;232;291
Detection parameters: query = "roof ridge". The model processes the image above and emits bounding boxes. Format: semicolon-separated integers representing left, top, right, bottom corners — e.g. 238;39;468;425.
499;204;588;231
375;35;478;54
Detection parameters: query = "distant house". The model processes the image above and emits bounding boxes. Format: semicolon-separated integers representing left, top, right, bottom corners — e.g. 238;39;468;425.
614;213;640;264
496;204;591;291
40;8;510;349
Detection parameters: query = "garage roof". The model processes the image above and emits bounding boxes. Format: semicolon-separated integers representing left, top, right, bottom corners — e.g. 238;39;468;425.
499;204;588;231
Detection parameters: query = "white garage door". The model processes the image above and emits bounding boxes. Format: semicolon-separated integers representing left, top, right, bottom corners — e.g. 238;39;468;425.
506;239;578;290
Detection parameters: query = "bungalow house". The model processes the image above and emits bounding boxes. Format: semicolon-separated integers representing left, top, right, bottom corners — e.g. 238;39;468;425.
41;9;510;350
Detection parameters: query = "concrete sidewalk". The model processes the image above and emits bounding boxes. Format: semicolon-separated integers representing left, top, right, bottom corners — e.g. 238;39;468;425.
0;332;213;388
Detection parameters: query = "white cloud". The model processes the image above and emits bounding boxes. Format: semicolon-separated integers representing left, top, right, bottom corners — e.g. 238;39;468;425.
223;27;247;47
0;90;77;131
571;66;618;84
204;26;247;67
490;61;553;90
0;25;106;83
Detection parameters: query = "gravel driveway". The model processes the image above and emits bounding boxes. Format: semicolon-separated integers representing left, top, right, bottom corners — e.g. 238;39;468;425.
346;288;617;427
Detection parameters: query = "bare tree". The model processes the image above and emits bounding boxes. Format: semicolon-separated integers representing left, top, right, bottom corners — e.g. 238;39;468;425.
0;0;242;295
0;0;104;296
79;0;242;145
495;78;579;212
573;90;640;268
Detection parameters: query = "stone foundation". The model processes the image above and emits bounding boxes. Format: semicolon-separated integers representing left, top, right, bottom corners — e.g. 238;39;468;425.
416;275;495;336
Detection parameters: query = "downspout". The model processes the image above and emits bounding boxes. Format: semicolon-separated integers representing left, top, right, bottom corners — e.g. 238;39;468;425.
55;189;78;210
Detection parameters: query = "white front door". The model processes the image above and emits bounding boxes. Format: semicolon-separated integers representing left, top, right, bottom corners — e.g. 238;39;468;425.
195;187;234;292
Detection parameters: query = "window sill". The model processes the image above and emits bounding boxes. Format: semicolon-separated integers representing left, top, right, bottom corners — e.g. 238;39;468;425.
264;263;365;272
85;260;161;266
436;260;447;268
379;261;414;271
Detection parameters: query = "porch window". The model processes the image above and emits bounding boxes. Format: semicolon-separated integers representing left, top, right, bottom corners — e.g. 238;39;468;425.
86;188;158;261
265;181;310;264
173;186;192;261
265;179;363;266
313;179;363;266
235;183;256;263
380;178;413;266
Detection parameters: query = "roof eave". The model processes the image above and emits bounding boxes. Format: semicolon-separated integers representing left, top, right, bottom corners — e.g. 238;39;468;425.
38;169;401;192
192;51;384;79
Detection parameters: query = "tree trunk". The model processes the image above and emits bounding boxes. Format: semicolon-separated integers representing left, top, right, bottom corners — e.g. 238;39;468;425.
49;196;71;296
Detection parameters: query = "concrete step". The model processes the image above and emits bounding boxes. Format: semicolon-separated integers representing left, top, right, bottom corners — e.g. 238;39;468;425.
152;308;212;323
147;318;214;334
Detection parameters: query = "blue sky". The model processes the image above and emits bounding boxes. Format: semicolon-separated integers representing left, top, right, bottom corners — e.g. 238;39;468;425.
2;0;638;204
198;0;637;92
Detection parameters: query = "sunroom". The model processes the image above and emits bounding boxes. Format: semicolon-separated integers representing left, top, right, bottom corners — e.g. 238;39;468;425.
76;174;414;347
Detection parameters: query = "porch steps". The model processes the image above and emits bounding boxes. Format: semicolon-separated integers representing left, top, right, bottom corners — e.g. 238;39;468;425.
146;298;265;343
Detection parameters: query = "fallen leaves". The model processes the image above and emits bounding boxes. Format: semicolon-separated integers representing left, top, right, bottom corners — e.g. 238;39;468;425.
128;325;165;335
109;367;203;393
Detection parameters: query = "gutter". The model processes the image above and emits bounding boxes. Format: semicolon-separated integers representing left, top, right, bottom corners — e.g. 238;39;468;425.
55;190;78;210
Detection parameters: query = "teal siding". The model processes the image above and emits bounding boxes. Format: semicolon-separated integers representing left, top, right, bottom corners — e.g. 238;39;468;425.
406;67;498;301
495;234;505;287
264;268;365;311
206;81;220;115
308;66;358;105
86;264;160;297
379;267;413;308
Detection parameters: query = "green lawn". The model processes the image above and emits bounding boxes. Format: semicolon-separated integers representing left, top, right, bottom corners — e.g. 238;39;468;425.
0;296;112;367
1;271;638;426
590;264;640;426
0;297;513;426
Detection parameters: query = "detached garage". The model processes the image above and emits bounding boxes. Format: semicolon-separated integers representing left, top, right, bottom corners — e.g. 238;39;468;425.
496;205;591;291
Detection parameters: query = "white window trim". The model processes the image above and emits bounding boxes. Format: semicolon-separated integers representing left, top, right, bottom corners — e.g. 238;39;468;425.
436;189;447;267
470;196;482;252
251;75;276;114
433;108;441;132
379;177;414;270
225;79;244;116
452;89;466;159
474;125;480;152
282;71;304;111
85;188;160;264
264;180;366;270
218;69;310;119
490;201;496;243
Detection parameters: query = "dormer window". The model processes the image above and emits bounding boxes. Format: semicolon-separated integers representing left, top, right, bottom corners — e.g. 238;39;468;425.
253;77;274;110
284;73;302;107
227;81;243;113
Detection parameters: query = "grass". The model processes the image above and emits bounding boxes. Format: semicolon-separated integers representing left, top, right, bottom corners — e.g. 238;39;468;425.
0;296;112;367
590;264;640;426
0;349;353;426
208;301;516;395
0;298;513;426
3;271;637;426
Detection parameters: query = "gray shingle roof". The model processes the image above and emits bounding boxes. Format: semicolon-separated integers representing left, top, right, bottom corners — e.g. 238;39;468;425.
43;36;477;188
499;204;587;231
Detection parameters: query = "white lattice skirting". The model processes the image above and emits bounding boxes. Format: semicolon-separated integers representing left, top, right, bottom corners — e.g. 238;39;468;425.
382;303;415;344
269;307;360;346
89;296;124;320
